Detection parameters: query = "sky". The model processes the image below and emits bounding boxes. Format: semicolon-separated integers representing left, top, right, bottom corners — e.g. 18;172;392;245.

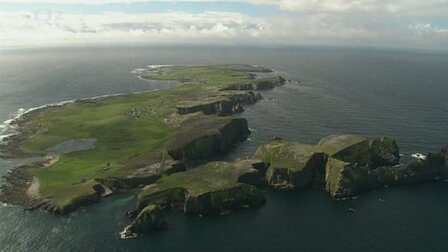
0;0;447;48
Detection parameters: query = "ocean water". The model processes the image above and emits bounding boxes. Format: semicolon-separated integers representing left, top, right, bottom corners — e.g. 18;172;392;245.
0;46;447;252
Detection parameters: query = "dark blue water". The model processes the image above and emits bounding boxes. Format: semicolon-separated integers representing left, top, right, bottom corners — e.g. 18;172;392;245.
1;46;447;252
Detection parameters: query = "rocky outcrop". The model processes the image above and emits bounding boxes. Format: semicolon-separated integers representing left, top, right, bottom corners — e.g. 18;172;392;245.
0;64;287;218
128;205;166;233
137;159;267;216
369;137;400;167
325;149;448;198
253;141;327;190
167;116;250;161
40;189;100;215
255;135;446;199
176;91;261;116
184;184;265;215
99;160;186;191
0;164;44;210
137;187;187;211
0;164;103;214
325;158;373;198
220;76;286;91
400;150;448;182
323;139;446;198
237;160;269;186
318;135;372;166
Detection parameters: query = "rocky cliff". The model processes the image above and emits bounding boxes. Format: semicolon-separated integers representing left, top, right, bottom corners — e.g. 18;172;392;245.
167;116;250;161
128;205;166;233
253;141;326;189
136;159;267;218
254;135;447;199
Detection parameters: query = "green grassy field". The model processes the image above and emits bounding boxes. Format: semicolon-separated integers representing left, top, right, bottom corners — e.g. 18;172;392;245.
138;160;257;206
15;65;277;207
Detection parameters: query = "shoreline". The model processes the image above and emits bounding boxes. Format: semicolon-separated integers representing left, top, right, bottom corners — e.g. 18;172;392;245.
0;64;285;214
0;87;183;159
0;64;273;147
0;63;188;145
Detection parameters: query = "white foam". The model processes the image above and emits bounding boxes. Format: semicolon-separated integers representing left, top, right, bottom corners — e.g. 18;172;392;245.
119;225;138;239
0;65;184;145
146;64;173;69
411;153;427;160
130;68;147;74
0;88;171;146
0;134;13;142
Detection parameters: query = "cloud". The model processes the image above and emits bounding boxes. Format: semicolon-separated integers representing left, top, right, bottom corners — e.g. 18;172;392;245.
0;10;267;47
410;23;448;34
1;1;447;48
245;0;448;15
4;0;448;16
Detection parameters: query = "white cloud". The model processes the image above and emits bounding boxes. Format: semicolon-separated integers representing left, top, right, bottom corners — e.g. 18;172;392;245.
4;0;447;16
0;10;267;47
1;1;447;48
246;0;448;15
410;23;448;34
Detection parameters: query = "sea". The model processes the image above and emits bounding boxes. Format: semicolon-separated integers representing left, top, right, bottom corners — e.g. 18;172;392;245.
0;45;447;252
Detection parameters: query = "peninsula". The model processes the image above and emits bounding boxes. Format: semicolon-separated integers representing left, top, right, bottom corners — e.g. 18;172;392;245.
0;65;446;237
0;64;285;213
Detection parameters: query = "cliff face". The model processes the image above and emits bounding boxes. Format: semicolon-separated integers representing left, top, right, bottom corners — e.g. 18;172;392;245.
325;158;374;198
219;76;286;91
167;116;250;161
253;141;327;190
254;135;447;199
0;65;285;217
369;137;400;167
136;159;267;218
325;150;447;198
321;136;445;198
128;205;166;234
184;184;265;215
318;135;372;166
176;91;262;116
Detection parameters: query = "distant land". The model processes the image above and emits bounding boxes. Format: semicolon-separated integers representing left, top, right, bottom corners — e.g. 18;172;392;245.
0;65;446;238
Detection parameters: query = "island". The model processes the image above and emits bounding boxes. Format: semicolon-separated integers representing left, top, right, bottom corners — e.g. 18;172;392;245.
0;65;446;237
0;64;285;214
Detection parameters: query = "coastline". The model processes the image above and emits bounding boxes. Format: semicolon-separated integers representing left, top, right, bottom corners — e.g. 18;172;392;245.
0;64;286;214
0;90;165;150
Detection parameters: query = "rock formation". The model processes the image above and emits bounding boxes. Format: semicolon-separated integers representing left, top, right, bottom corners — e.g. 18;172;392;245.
254;135;447;199
167;116;250;161
136;159;267;216
128;205;166;233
